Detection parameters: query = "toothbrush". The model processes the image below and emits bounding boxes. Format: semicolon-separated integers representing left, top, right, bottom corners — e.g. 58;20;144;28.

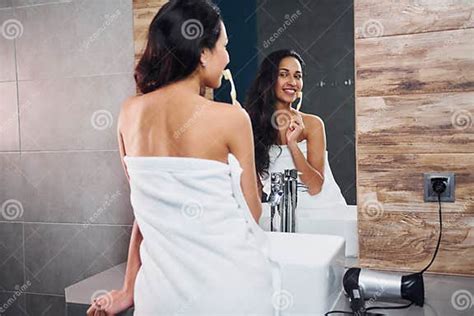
293;91;303;111
222;69;238;106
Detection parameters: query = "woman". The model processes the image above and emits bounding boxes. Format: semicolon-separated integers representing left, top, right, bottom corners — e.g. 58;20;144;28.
244;50;347;226
245;50;325;196
87;0;279;315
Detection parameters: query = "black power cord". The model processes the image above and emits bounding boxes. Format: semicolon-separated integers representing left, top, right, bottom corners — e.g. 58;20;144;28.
325;310;385;316
325;178;446;316
324;311;354;315
420;178;445;274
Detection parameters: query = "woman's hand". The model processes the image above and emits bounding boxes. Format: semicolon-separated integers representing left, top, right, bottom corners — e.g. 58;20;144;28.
86;289;134;316
286;111;305;145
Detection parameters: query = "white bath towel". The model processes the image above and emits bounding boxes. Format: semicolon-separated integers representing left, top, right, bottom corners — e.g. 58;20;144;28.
262;139;347;211
124;153;282;316
260;140;359;257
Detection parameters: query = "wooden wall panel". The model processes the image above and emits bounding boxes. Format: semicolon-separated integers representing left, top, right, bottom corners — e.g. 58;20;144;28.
355;0;474;275
355;28;474;97
133;0;167;66
358;211;474;275
355;0;474;38
358;153;473;211
358;92;474;153
358;153;474;275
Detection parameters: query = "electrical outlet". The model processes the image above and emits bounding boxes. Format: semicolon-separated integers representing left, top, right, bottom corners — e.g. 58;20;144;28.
423;172;455;202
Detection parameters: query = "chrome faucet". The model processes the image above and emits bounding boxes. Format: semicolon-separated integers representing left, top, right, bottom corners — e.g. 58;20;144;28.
266;169;299;233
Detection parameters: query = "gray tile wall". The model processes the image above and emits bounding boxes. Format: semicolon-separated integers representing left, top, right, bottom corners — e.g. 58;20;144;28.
0;1;135;315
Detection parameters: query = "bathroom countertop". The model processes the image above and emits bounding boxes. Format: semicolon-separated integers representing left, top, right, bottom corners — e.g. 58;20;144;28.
66;258;474;316
65;257;360;315
65;263;133;316
65;258;358;314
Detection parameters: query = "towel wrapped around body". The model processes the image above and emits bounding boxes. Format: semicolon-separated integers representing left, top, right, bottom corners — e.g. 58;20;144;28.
124;153;282;316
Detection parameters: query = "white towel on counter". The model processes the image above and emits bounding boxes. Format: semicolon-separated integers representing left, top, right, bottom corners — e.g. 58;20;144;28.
124;153;282;316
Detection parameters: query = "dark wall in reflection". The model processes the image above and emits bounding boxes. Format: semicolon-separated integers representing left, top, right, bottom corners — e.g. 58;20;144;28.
216;0;356;205
214;0;259;105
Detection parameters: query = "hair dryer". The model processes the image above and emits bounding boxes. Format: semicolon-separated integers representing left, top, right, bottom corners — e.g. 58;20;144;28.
343;268;424;315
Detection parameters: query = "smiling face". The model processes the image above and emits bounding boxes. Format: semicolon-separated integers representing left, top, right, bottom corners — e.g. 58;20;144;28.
274;56;303;105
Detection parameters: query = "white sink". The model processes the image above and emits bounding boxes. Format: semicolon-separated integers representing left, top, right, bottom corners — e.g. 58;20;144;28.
260;204;359;257
65;233;345;315
266;232;345;315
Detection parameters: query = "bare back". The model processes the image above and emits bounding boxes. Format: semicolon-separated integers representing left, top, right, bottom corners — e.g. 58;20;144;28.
118;87;231;164
117;85;263;221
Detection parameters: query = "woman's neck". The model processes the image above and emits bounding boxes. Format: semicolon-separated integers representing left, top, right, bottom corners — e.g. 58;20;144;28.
275;99;296;112
171;73;204;96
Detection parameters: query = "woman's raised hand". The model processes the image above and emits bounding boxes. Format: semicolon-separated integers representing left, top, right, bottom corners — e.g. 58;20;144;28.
286;111;305;145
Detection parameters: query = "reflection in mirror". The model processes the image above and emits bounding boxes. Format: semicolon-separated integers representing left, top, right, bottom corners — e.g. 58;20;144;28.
215;0;356;249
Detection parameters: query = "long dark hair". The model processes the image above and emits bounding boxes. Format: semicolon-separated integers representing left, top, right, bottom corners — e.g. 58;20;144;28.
135;0;222;94
244;49;305;180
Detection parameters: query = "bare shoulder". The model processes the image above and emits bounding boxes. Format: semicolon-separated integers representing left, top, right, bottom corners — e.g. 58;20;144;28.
209;101;251;127
297;112;324;140
120;95;145;113
206;101;253;148
117;95;146;129
119;95;139;116
300;112;324;129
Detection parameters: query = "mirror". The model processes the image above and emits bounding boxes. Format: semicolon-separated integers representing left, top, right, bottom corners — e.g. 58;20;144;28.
215;0;356;209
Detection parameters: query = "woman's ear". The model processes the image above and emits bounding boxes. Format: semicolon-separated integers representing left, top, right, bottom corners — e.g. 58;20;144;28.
200;48;210;67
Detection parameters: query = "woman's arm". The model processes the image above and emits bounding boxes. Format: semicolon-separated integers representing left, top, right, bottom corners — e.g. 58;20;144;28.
288;115;326;195
117;112;143;294
227;108;263;222
122;220;143;293
88;110;142;315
